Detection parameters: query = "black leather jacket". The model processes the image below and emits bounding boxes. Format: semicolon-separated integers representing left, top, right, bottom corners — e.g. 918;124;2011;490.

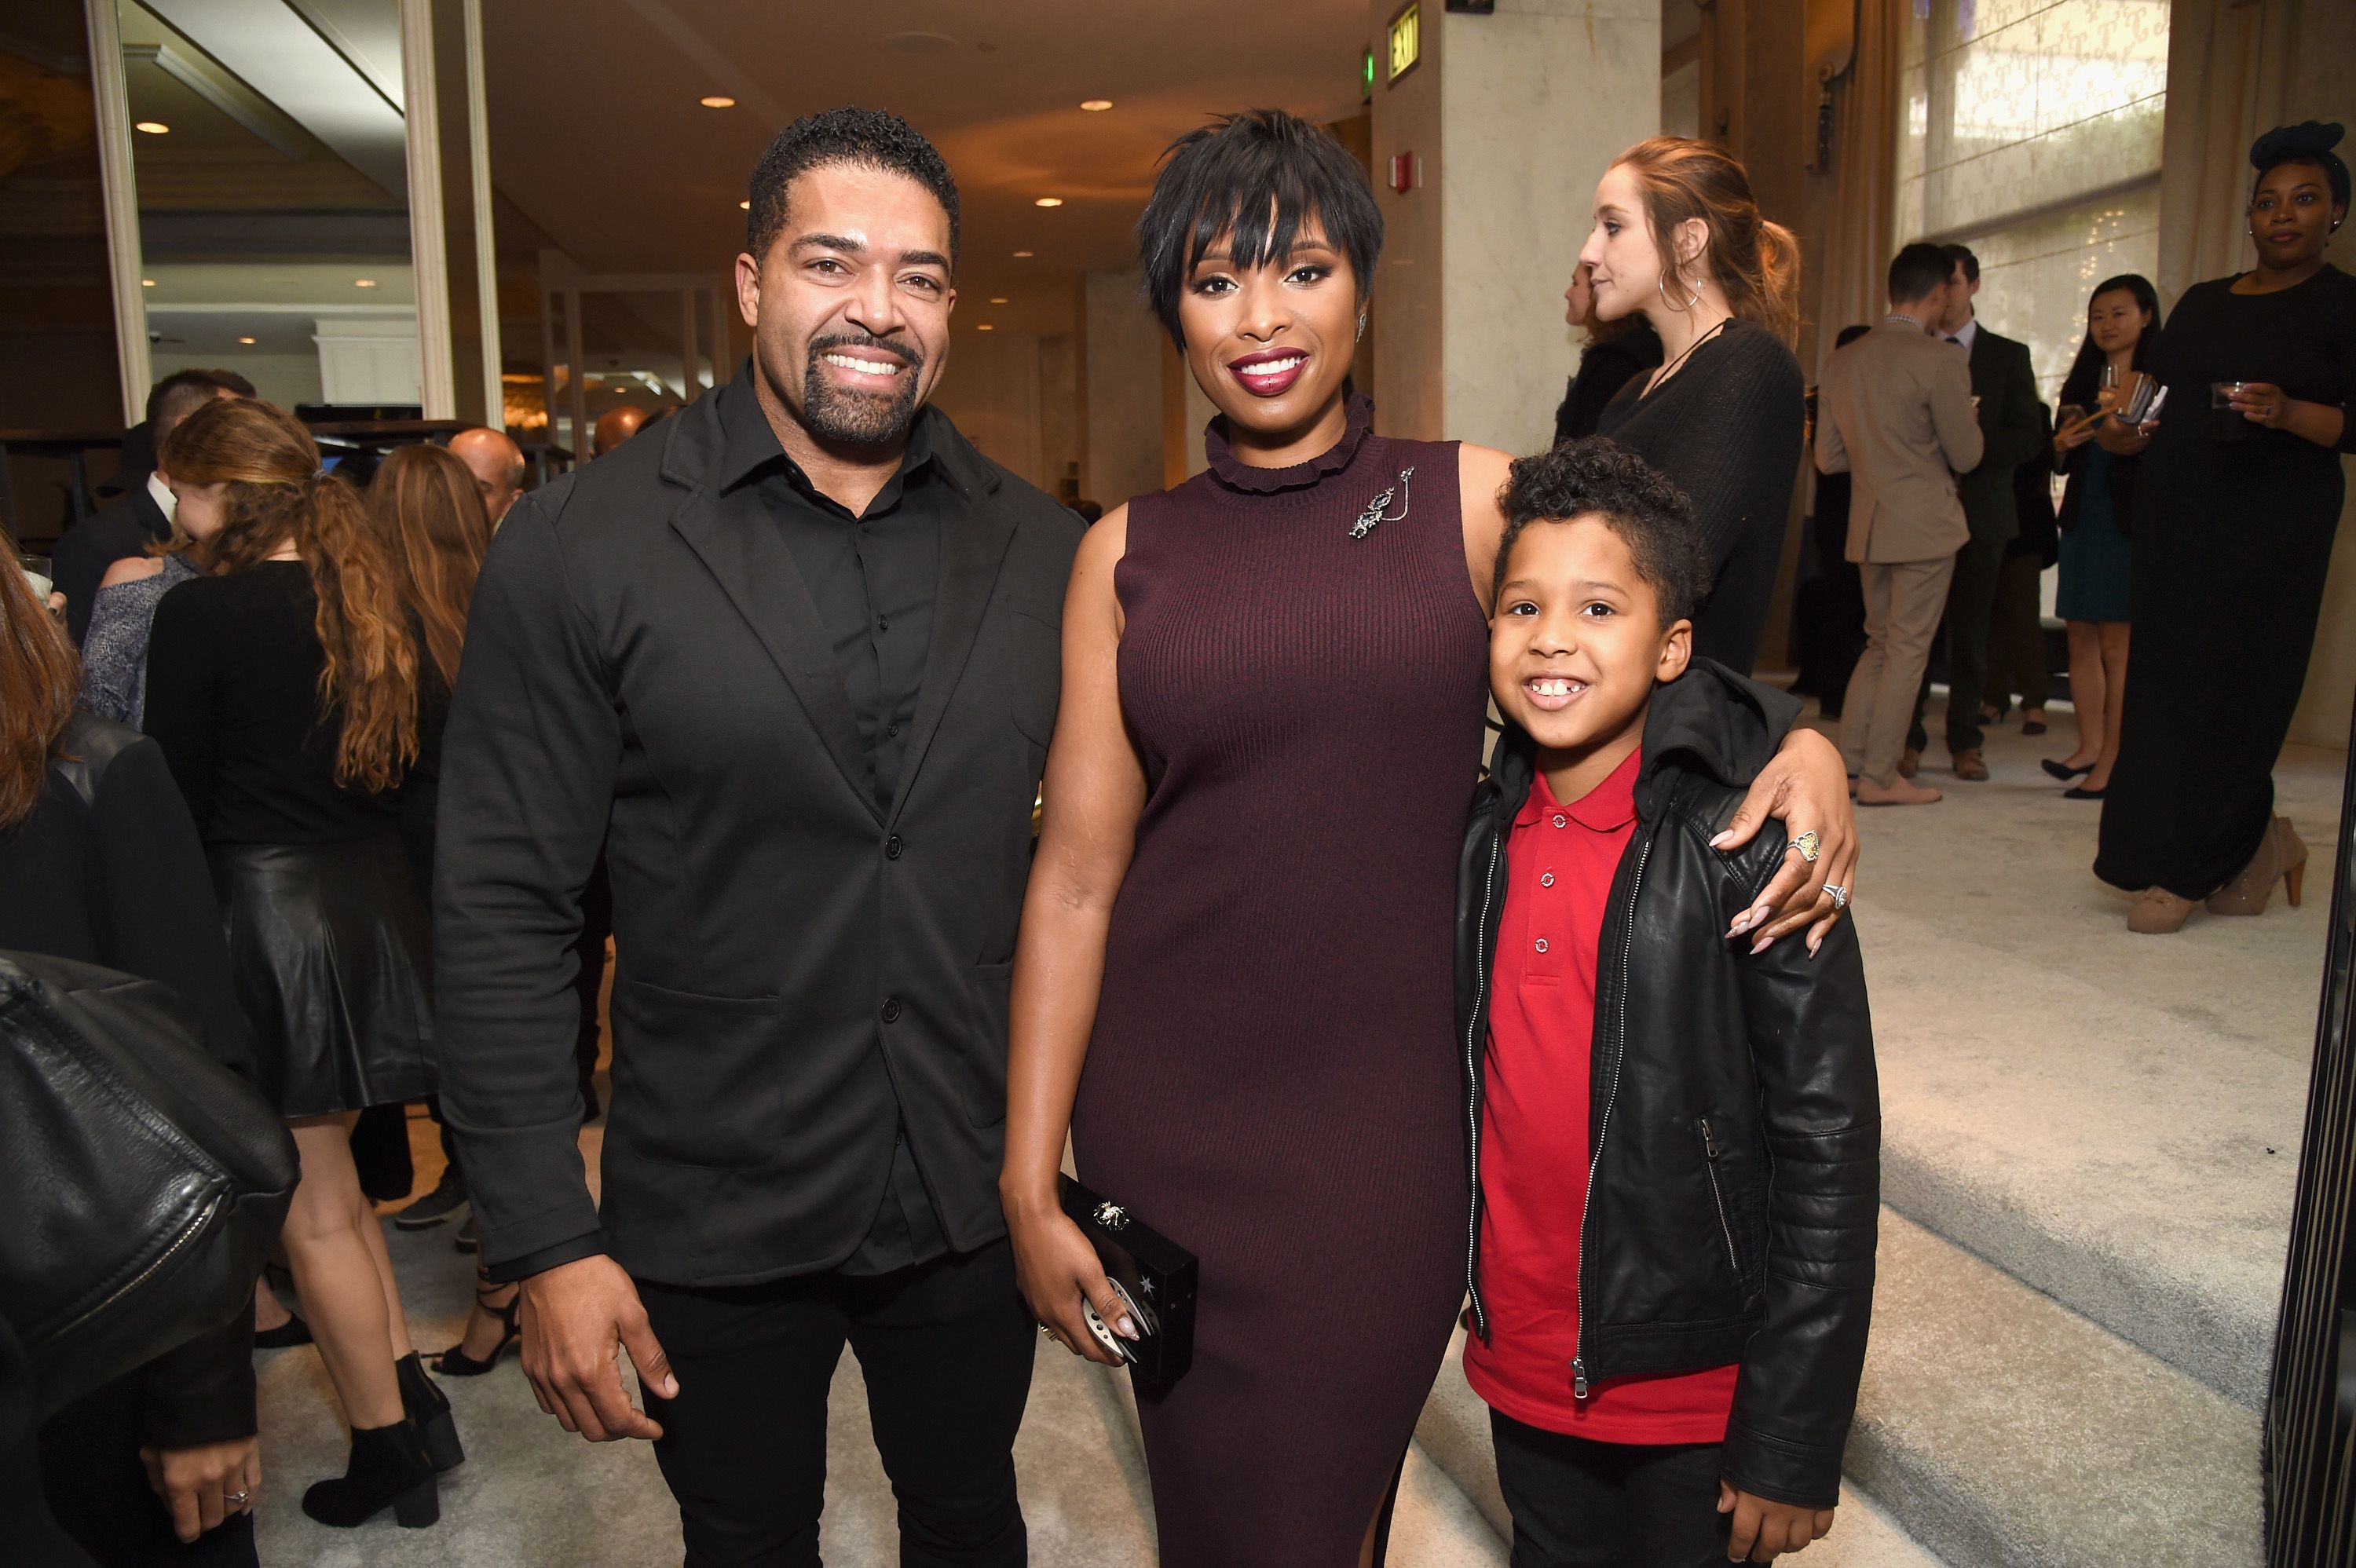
1454;663;1879;1509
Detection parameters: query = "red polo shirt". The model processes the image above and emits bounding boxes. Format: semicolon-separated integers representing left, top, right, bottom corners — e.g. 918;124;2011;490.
1463;750;1739;1442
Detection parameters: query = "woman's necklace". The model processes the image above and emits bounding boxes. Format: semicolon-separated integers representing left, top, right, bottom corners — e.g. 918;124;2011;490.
1644;313;1733;397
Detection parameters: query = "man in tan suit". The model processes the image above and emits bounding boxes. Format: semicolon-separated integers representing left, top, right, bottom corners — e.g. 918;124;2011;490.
1816;243;1985;806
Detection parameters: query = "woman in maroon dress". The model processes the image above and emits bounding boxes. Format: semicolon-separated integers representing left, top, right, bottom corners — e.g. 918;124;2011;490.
999;110;1857;1567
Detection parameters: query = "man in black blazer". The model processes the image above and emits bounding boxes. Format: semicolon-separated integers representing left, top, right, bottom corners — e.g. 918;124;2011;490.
1905;244;2046;780
434;109;1080;1565
51;369;249;644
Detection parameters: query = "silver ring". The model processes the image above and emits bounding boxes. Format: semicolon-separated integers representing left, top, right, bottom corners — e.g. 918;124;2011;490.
225;1490;249;1506
1790;830;1822;864
1823;883;1849;911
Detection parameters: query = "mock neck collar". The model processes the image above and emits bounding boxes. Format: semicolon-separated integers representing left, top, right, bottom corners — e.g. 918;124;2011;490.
1203;392;1375;494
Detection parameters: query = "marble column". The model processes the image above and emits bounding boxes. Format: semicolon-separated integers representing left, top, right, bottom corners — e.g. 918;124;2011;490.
1369;0;1663;455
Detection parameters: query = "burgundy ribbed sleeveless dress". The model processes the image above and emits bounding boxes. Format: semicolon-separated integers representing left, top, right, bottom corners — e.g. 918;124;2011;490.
1070;397;1487;1566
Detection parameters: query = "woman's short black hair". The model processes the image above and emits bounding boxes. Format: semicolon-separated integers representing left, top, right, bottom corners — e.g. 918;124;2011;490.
1494;438;1713;626
1136;108;1383;346
748;107;960;265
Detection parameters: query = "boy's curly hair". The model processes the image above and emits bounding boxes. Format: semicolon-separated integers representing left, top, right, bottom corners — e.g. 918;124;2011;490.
1493;437;1714;626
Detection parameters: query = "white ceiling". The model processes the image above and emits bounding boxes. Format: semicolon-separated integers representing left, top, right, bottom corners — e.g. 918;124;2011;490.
478;0;1370;339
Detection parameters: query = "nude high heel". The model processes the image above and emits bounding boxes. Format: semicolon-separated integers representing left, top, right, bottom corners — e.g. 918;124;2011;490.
2127;888;2197;934
2207;817;2308;916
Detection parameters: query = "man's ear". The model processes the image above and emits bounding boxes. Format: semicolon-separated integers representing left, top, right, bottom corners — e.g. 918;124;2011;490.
1657;617;1694;682
734;251;763;329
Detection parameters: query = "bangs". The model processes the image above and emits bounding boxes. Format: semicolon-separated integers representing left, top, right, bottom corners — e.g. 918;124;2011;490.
1137;108;1382;346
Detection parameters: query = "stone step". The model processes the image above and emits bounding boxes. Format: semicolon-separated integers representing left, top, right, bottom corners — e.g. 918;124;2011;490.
1848;1211;2262;1568
1414;1326;1948;1567
1813;716;2332;1410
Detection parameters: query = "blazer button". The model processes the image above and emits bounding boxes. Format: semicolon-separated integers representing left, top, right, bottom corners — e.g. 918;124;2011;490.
886;834;904;860
880;996;902;1024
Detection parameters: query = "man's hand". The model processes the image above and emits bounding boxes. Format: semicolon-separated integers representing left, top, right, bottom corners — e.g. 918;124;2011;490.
518;1254;678;1442
141;1437;259;1543
1710;726;1857;955
1720;1481;1837;1561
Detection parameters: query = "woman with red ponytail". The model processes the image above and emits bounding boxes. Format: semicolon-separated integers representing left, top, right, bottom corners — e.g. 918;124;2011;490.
141;397;458;1530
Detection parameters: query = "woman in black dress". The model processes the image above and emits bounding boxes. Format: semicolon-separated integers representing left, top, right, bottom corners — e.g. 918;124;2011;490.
2098;122;2356;933
141;400;457;1526
1583;137;1807;674
2;535;263;1564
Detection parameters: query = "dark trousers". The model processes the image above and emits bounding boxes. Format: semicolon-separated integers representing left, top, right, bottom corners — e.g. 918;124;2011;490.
1807;507;1866;720
637;1238;1034;1568
1908;530;2007;755
1984;549;2051;711
1491;1410;1731;1568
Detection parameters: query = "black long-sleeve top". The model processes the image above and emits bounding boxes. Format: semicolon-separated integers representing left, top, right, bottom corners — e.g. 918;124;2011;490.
1553;323;1663;446
142;561;403;843
0;716;258;1450
1597;319;1807;674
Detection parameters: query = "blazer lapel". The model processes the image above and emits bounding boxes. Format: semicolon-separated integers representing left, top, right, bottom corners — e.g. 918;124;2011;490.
669;479;880;823
886;432;1017;825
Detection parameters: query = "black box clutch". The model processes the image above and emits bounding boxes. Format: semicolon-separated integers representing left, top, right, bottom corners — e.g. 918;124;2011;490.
1057;1173;1198;1393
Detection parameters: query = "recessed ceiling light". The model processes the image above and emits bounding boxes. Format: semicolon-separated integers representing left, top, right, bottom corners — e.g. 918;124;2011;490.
988;297;1008;305
141;278;155;287
1080;99;1113;112
738;199;750;209
1033;196;1063;208
353;278;377;288
700;95;735;108
237;335;256;345
976;323;995;331
1012;250;1033;258
134;120;169;134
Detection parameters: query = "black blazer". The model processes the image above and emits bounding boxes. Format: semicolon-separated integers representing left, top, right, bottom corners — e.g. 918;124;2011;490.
1954;327;2046;546
53;484;170;645
434;383;1084;1287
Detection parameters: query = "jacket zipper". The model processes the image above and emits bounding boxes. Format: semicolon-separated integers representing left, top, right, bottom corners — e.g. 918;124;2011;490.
47;1193;221;1345
1700;1117;1741;1278
1463;835;1502;1342
1571;835;1649;1400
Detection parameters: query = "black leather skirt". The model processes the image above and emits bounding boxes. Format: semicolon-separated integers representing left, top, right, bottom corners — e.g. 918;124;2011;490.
210;834;436;1119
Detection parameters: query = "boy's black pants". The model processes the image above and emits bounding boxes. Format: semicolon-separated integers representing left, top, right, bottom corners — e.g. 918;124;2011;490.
1491;1409;1734;1568
637;1239;1033;1568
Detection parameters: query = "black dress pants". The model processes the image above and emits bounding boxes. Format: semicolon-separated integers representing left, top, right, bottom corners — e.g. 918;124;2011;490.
1491;1410;1732;1568
638;1238;1034;1568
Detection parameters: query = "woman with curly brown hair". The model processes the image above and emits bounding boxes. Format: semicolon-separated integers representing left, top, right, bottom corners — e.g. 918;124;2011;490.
141;398;458;1530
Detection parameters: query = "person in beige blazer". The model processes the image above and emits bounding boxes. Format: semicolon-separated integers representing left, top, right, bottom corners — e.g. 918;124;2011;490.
1815;242;1985;804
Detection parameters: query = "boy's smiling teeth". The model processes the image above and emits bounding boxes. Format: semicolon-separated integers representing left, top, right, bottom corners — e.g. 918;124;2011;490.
1528;678;1584;696
825;353;902;376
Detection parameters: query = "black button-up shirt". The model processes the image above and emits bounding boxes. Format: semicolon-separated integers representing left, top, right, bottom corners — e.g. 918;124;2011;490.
714;381;949;1276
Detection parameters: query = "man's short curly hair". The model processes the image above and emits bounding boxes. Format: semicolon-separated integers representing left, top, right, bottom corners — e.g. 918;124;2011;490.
748;107;960;265
1494;437;1714;626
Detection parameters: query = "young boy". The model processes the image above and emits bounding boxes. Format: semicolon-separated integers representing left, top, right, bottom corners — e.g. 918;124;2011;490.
1457;439;1879;1566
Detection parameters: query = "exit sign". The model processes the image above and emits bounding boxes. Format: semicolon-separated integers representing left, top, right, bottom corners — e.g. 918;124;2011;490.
1387;2;1421;82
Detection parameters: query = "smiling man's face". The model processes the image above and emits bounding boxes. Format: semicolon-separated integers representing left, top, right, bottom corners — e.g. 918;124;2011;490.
736;160;955;448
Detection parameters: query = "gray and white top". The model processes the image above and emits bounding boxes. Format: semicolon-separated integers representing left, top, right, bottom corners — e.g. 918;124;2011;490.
79;553;199;729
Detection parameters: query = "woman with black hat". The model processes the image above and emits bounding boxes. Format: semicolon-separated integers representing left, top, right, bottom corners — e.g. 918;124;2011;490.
2095;122;2356;933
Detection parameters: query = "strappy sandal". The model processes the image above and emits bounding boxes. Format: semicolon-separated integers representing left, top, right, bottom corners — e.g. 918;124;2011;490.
431;1283;522;1377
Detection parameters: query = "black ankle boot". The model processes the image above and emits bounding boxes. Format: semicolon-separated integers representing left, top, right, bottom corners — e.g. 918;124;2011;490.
301;1420;438;1528
395;1352;464;1471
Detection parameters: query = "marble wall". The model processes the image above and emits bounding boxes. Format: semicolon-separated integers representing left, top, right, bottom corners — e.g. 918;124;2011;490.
1082;269;1167;512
